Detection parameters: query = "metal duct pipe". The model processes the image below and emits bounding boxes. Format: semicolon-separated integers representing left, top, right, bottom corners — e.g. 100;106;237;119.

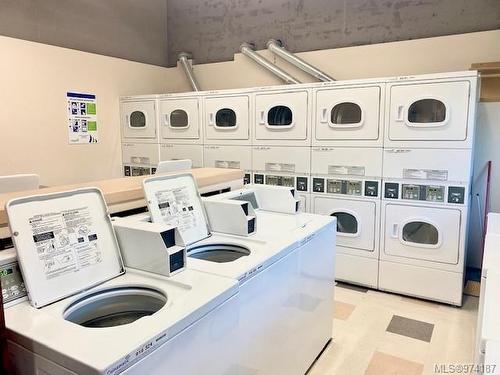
239;42;300;84
266;39;335;82
178;52;201;91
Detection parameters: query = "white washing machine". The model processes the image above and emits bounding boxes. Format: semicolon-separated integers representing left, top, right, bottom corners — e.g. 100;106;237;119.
3;188;241;375
203;144;252;184
203;92;252;145
140;174;335;374
120;95;159;144
160;143;203;168
384;71;479;149
253;86;311;146
312;80;384;147
159;94;203;144
380;179;469;305
122;142;160;177
252;145;311;212
311;147;382;288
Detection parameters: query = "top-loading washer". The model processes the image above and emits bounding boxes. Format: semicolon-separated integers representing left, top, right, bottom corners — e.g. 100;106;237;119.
313;80;384;147
140;174;335;375
253;85;311;146
384;71;479;149
3;187;242;375
203;91;252;145
311;146;382;288
120;95;159;144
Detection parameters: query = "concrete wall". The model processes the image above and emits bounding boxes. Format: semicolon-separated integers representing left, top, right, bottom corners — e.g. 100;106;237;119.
167;0;500;66
0;0;168;66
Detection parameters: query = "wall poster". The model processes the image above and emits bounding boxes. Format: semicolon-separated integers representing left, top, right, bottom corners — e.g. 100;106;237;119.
67;92;98;144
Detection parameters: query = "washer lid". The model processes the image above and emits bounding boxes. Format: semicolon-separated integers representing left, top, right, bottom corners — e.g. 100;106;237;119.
143;173;210;246
6;188;124;308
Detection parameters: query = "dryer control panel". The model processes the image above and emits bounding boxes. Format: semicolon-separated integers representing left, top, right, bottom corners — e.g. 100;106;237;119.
254;173;309;192
312;178;379;197
384;182;466;204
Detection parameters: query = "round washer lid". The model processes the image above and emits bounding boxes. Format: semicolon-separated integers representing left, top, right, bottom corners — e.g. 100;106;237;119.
6;188;124;308
143;173;210;246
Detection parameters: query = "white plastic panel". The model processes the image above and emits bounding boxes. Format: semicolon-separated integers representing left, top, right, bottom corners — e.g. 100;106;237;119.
388;81;470;142
160;98;200;140
255;90;308;141
121;100;157;141
143;173;210;246
382;148;472;182
203;145;252;170
204;95;250;141
160;144;203;168
383;203;461;264
335;253;378;288
311;147;382;177
122;143;160;166
252;146;310;174
313;196;376;252
315;86;381;142
6;188;124;308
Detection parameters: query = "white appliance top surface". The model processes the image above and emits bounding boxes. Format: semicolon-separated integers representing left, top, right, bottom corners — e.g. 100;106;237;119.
481;271;500;343
143;173;210;246
485;340;500;372
5;268;237;373
6;188;124;308
187;212;334;280
483;234;500;275
488;213;500;236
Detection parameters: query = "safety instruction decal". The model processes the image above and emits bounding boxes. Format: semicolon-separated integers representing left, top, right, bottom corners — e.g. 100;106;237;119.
67;92;98;144
155;186;197;232
29;207;103;280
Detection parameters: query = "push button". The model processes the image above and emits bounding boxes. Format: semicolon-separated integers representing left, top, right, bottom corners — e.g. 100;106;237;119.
384;183;399;199
254;174;264;184
296;177;308;192
313;178;325;193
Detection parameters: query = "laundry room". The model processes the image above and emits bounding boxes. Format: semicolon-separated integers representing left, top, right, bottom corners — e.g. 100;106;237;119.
1;1;500;374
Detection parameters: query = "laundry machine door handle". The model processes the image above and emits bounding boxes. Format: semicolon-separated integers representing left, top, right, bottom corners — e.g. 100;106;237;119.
391;223;399;238
396;105;405;122
259;110;266;125
208;112;215;126
321;108;328;123
164;114;169;127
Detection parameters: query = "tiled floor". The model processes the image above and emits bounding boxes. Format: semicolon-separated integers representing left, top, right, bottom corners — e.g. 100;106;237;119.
308;283;478;375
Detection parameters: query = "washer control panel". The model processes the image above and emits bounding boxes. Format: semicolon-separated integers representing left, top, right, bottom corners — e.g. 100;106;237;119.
385;182;465;204
1;260;27;305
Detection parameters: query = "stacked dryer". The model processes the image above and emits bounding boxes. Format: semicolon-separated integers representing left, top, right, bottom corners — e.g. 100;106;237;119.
202;89;253;184
379;71;478;306
311;79;385;288
158;92;204;168
120;95;161;176
251;85;312;211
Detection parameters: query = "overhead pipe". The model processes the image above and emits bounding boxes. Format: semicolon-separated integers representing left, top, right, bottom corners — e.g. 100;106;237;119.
177;52;201;91
266;39;335;82
239;42;300;84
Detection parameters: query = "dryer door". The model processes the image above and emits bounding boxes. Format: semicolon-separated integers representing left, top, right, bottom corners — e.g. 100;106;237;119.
160;98;200;140
388;81;470;141
121;100;157;140
205;96;249;140
314;197;376;252
315;86;381;141
384;204;461;264
255;91;308;140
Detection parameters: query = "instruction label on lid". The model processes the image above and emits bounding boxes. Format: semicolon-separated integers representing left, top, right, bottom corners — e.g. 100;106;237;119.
29;207;102;280
155;187;198;233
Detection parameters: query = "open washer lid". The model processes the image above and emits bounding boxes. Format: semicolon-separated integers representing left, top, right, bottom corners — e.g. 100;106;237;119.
6;188;124;308
143;173;211;246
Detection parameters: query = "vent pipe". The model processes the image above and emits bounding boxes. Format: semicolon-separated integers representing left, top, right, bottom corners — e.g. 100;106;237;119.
239;42;300;84
178;52;201;91
266;39;335;82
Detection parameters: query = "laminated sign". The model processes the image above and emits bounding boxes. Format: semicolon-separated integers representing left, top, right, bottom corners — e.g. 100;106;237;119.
67;92;98;144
